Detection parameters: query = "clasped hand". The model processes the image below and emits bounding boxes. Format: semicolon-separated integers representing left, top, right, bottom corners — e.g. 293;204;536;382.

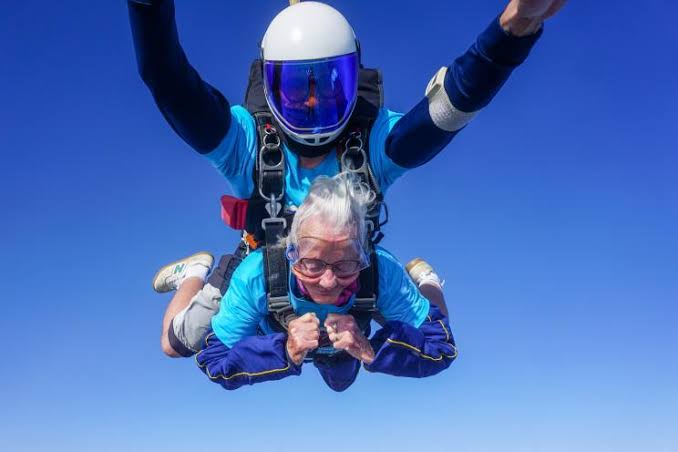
286;313;375;365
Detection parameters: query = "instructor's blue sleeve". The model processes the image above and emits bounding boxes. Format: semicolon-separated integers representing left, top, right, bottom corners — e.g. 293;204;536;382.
386;16;542;169
365;304;457;378
196;332;302;391
128;0;231;153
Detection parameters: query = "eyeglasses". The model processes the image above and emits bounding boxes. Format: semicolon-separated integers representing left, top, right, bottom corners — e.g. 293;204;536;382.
293;258;368;278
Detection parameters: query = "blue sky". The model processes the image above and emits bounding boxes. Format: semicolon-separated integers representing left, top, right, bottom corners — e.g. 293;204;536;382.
1;1;677;451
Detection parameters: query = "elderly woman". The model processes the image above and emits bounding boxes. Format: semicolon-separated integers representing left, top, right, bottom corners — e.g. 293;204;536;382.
196;173;457;391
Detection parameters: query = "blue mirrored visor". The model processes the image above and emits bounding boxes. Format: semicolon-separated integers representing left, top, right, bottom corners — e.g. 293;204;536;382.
263;53;359;135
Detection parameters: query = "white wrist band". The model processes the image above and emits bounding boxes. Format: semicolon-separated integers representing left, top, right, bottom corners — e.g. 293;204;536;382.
425;66;478;132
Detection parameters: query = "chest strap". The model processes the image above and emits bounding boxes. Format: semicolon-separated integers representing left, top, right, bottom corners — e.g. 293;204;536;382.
339;122;382;315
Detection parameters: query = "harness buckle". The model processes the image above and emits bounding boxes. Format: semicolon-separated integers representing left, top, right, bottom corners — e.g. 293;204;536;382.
261;216;287;232
267;295;292;313
258;124;285;203
264;196;283;219
353;296;378;312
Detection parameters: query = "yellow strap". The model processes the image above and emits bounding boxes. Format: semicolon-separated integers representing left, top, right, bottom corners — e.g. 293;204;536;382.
289;0;300;5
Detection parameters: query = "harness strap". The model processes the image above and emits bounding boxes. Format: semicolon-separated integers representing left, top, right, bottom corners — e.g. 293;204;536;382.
339;125;384;238
349;247;379;335
339;118;382;315
252;113;297;330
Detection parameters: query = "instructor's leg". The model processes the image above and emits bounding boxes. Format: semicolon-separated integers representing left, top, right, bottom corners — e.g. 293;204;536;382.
406;258;448;317
161;277;205;356
418;283;448;317
152;252;213;357
163;252;244;357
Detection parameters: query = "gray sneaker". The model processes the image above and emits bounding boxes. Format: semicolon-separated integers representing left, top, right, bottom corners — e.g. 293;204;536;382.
405;258;442;288
152;251;214;293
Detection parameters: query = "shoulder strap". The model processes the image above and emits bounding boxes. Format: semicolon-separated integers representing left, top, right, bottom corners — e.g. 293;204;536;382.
245;113;285;239
247;113;298;331
348;248;379;333
244;60;269;115
338;65;386;312
339;118;384;316
339;124;386;241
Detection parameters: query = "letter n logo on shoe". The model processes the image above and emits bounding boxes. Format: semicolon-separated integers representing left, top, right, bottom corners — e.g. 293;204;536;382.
173;263;185;275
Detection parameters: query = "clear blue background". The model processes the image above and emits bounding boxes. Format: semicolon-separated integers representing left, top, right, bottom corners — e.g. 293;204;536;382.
1;1;676;451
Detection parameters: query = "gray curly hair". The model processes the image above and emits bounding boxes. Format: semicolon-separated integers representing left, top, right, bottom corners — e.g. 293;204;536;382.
287;172;375;253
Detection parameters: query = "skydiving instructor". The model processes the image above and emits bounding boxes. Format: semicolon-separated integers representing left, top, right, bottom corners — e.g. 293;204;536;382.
128;0;567;357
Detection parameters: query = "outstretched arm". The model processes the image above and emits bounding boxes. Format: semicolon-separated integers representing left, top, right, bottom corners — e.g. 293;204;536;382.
385;0;567;169
128;0;231;153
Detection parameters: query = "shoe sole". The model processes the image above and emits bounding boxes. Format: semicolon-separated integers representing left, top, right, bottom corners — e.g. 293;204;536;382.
151;251;214;293
405;257;425;274
405;257;435;284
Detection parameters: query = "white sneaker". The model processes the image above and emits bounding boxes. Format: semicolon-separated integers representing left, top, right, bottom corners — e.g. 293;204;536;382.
152;251;214;293
405;258;442;288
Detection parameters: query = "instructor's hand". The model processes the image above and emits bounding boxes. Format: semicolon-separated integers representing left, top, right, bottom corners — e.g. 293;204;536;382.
286;313;320;365
501;0;567;36
325;314;375;364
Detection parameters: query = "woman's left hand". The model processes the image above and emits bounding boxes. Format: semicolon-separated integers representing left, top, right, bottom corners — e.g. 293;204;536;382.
325;313;375;364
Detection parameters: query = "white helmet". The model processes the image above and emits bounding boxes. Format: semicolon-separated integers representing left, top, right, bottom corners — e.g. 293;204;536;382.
261;2;360;147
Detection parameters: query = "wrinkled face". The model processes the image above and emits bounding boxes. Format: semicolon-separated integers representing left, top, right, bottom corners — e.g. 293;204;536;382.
291;218;363;304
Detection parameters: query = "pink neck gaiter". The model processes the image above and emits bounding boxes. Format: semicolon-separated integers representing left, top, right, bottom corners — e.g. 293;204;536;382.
296;278;359;307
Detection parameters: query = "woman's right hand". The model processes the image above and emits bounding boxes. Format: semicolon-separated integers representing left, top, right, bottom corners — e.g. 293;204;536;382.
286;313;320;365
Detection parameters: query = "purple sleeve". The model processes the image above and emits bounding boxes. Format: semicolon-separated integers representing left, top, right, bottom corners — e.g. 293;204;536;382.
128;0;231;153
195;332;301;390
386;15;542;168
364;304;457;378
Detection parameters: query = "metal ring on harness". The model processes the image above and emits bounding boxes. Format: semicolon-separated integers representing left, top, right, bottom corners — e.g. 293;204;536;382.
344;130;364;151
340;131;367;172
258;126;285;203
340;131;383;236
262;125;281;148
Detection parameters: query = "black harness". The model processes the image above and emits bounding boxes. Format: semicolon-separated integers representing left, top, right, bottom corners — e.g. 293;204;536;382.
242;59;388;346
